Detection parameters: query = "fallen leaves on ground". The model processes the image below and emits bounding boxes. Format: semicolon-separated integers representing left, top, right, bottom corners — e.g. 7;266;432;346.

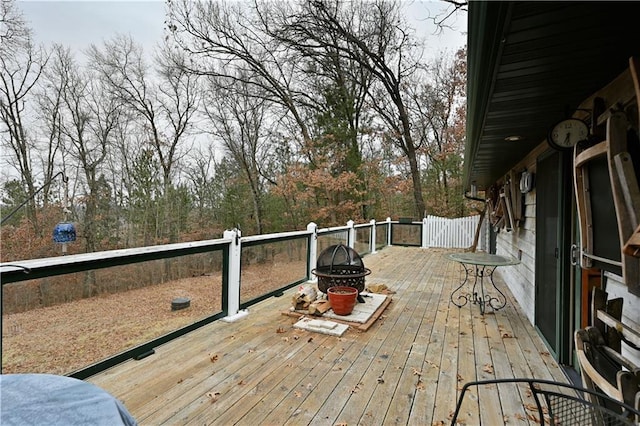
3;267;304;375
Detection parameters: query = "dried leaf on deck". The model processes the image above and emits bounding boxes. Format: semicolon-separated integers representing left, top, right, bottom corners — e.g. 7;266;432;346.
412;368;422;376
209;353;219;363
206;391;221;403
276;327;286;333
527;413;540;422
482;364;494;374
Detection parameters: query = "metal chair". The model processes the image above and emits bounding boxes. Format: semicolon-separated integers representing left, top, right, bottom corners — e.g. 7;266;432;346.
450;378;640;425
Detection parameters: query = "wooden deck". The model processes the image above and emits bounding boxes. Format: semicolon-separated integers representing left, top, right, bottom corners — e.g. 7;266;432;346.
88;246;569;425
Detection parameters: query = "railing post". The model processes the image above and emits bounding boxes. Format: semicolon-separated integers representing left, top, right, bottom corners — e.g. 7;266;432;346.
422;216;429;248
307;222;318;282
386;217;392;246
370;219;377;254
222;228;248;322
347;220;355;248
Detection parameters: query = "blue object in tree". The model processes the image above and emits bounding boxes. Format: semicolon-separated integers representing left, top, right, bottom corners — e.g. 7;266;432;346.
53;222;76;243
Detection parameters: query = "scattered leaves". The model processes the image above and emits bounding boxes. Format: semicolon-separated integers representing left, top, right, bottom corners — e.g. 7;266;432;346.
237;380;245;386
501;332;513;338
294;391;302;398
377;376;384;384
351;383;362;394
527;413;540;422
308;337;314;343
276;327;286;334
416;380;425;390
206;391;221;403
412;368;422;376
482;364;494;374
209;353;219;363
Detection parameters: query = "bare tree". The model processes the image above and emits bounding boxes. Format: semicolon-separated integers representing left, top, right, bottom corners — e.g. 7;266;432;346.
255;0;428;217
87;36;199;189
87;36;200;243
166;0;314;148
409;48;467;216
54;47;120;255
0;0;49;230
203;76;274;234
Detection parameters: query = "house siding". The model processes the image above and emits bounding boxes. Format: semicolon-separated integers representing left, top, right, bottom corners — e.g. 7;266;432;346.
495;189;537;323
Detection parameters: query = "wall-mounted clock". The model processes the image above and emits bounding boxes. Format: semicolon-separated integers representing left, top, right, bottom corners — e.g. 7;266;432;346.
548;118;589;150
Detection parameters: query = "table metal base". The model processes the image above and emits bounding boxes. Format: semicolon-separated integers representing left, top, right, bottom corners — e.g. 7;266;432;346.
450;263;507;314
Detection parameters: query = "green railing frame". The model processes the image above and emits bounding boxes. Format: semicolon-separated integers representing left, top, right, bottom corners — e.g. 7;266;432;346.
0;219;397;379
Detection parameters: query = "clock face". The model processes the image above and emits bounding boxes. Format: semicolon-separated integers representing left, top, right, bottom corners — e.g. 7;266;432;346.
549;118;589;149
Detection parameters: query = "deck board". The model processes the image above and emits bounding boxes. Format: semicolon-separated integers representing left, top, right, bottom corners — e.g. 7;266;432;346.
88;246;572;425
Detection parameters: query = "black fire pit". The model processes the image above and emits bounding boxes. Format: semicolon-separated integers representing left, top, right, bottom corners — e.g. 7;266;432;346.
312;244;370;302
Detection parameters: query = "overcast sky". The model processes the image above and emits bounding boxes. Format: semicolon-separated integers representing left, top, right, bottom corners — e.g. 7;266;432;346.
17;1;467;59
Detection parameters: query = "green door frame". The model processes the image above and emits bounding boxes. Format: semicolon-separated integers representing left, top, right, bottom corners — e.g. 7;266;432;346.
535;150;573;364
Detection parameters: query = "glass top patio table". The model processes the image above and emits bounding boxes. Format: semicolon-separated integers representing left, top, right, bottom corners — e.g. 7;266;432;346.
446;252;521;267
446;252;520;314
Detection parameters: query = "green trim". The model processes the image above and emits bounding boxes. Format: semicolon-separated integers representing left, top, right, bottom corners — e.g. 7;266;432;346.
464;1;512;189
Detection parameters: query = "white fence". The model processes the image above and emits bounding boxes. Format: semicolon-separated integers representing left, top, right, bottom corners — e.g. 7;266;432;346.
424;215;481;249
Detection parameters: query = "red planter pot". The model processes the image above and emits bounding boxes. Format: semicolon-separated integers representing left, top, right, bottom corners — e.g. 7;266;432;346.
327;286;358;316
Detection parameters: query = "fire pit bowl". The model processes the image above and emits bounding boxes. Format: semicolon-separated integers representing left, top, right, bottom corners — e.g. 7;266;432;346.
312;244;371;296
